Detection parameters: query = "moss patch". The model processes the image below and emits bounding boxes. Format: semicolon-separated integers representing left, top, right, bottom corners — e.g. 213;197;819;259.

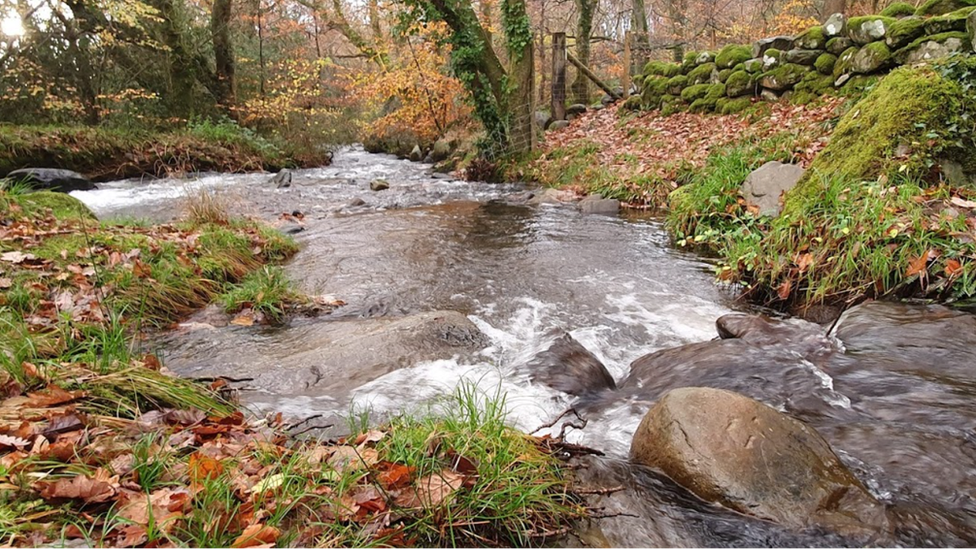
814;53;838;75
881;2;918;17
688;62;717;85
795;26;826;49
681;83;713;102
886;17;927;48
716;44;752;68
760;63;810;91
916;0;976;16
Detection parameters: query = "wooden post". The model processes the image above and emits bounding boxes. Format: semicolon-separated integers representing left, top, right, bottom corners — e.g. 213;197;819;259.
622;31;632;99
567;52;621;99
552;32;566;121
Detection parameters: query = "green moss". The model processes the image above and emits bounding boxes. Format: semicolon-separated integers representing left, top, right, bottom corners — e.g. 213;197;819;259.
14;192;96;221
795;26;826;49
795;71;836;97
716;44;752;68
717;68;732;83
915;0;976;16
826;36;855;54
681;51;700;73
661;95;685;115
893;31;970;62
622;95;643;111
681;83;712;102
790;90;820;105
881;1;917;16
814;53;838;75
726;70;755;97
641;76;671;109
643;60;682;77
687;62;717;84
667;74;689;94
924;6;976;34
720;96;754;114
848;15;897;44
833;46;859;78
792;66;963;200
852;41;892;74
885;17;926;49
760;63;810;91
743;58;764;73
764;48;783;60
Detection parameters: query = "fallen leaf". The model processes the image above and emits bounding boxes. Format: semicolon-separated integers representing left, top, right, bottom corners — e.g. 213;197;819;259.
188;453;224;482
950;196;976;209
0;434;30;450
907;249;933;278
395;469;464;509
231;310;255;326
35;470;119;503
0;277;11;289
354;430;385;447
249;473;285;495
27;385;86;407
376;462;415;490
231;524;280;548
795;253;813;274
42;413;85;437
945;258;963;276
777;279;792;300
1;251;35;264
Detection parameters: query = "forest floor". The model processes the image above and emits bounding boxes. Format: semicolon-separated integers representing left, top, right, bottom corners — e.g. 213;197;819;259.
0;190;585;547
0;123;333;182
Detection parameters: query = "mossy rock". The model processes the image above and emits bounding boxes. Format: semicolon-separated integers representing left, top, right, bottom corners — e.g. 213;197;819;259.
848;16;897;44
833;46;860;79
795;71;836;96
643;61;682;78
924;6;976;34
790;90;820;105
661;95;687;116
726;70;755;97
851;42;892;74
795;26;826;49
826;36;855;54
680;83;712;102
732;62;746;72
743;58;764;73
718;68;733;83
688;84;727;113
885;17;927;49
881;1;917;17
814;53;838;74
667;74;689;95
789;66;964;207
697;51;716;64
893;31;969;63
785;49;822;65
622;95;643;111
642;76;670;96
16;192;97;221
716;44;752;68
916;0;976;16
681;51;700;73
719;96;754;114
839;74;881;95
688;62;717;85
760;63;810;91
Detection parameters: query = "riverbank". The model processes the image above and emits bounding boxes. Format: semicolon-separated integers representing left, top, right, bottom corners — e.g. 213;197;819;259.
519;62;976;314
0;189;585;547
0;122;333;183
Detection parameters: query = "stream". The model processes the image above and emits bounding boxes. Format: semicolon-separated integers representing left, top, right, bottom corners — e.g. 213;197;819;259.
72;147;976;547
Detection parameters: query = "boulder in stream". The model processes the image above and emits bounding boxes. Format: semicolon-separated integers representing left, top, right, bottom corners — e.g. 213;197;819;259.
5;168;95;193
370;178;390;191
529;333;616;397
271;169;292;188
630;387;889;537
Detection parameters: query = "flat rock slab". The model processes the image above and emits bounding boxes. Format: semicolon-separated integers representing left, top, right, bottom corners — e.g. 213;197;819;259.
630;387;889;537
741;161;805;216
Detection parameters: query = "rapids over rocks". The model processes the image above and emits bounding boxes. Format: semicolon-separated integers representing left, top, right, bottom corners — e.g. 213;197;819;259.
72;147;976;547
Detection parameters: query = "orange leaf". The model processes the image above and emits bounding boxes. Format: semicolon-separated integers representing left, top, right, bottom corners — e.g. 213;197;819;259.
777;279;792;300
906;249;933;278
945;258;963;276
35;469;118;503
231;524;280;548
188;453;224;482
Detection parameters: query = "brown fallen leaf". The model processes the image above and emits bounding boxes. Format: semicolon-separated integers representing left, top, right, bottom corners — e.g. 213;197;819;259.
231;524;280;548
35;469;119;503
945;258;963;276
376;462;415;490
188;453;224;482
777;278;792;301
27;385;86;407
394;469;464;509
950;196;976;209
0;434;30;450
231;310;255;326
1;251;35;264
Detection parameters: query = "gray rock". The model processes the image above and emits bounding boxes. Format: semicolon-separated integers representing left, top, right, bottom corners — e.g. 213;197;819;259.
752;35;794;58
896;36;965;64
760;89;781;102
528;333;616;397
527;187;578;205
578;195;620;215
6;168;95;193
369;178;390;191
409;145;423;162
548;120;570;131
630;387;889;536
743;58;764;73
827;36;855;54
834;73;852;87
741;161;804;216
696;51;715;64
346;197;366;207
270;169;292;188
422;153;435;164
534;111;553;131
785;49;822;65
431;139;451;162
849;17;890;44
851;43;892;73
566;103;587;116
824;13;847;37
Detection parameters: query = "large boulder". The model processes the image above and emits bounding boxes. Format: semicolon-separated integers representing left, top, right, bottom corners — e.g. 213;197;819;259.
848;16;895;44
741;161;805;216
851;42;892;74
894;34;967;64
824;13;847;37
785;49;822;66
759;63;809;91
534;111;553;131
430;139;452;162
409;145;423;162
528;333;616;397
271;169;292;188
752;36;794;58
630;387;889;536
5;168;95;193
970;9;976;50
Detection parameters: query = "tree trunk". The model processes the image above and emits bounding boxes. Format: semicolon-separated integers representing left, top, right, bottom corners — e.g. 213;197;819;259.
630;0;649;68
824;0;846;17
570;0;595;105
212;0;236;110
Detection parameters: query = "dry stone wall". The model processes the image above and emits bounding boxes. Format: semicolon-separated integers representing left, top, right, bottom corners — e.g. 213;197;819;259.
628;1;976;115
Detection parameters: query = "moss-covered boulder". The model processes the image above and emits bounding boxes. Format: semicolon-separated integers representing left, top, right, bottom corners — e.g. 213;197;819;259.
726;70;755;97
642;76;671;109
833;46;859;79
743;58;764;73
621;95;643;111
970;9;976;51
661;95;686;115
788;66;965;205
762;48;784;70
753;36;795;58
719;96;754;114
643;61;682;78
697;51;716;64
893;31;969;64
795;26;827;49
851;42;892;74
924;6;976;34
681;51;700;74
795;71;836;98
667;74;689;95
826;36;855;54
680;83;712;102
814;53;838;75
785;49;822;65
718;68;733;83
881;1;917;17
916;0;976;16
716;44;752;69
761;63;810;91
885;17;927;48
848;16;896;44
16;191;97;221
688;62;718;85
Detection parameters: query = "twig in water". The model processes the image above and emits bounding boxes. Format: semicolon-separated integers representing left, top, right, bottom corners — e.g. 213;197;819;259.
574;485;626;496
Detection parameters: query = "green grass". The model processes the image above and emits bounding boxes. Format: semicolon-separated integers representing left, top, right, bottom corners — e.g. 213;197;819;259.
219;265;304;323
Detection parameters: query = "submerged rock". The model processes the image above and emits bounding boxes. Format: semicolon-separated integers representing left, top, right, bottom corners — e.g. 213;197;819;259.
630;387;889;536
271;169;292;188
578;195;620;215
5;168;95;193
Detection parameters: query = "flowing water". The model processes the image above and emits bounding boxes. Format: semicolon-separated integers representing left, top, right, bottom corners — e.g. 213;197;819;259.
72;147;976;547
